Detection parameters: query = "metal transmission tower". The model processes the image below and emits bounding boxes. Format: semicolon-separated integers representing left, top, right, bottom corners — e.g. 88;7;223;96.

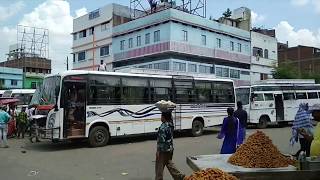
130;0;206;19
16;25;49;59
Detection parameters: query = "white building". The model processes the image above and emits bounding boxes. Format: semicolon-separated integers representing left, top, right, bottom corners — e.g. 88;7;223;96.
72;4;131;71
250;30;278;84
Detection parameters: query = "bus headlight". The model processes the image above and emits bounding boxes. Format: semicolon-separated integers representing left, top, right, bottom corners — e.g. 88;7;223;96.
48;113;56;128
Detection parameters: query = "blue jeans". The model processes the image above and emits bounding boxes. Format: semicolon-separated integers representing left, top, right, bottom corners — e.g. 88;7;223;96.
0;124;8;147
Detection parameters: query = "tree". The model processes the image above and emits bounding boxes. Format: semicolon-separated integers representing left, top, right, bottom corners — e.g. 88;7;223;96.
272;63;299;79
223;8;232;18
272;63;320;83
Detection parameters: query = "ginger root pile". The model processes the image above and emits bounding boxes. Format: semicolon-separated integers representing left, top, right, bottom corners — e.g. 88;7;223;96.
184;168;238;180
228;131;295;168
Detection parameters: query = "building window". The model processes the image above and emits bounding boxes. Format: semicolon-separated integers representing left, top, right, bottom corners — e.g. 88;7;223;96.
154;30;160;42
201;35;206;45
100;45;109;56
230;69;240;79
241;70;250;75
188;64;197;72
154;62;169;70
79;30;86;38
182;30;188;41
136;36;141;46
78;51;86;61
0;79;4;86
89;9;100;20
139;64;153;69
230;41;234;51
73;54;75;62
89;27;94;35
216;38;221;48
145;33;150;44
199;65;211;74
253;47;263;57
173;62;186;72
264;49;269;59
31;82;37;89
216;67;229;77
237;43;241;52
101;22;108;31
260;73;268;80
73;33;77;40
11;80;17;86
120;40;125;50
129;38;133;48
32;68;36;73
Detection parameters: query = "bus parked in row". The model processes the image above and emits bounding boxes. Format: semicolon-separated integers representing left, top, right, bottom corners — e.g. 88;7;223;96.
30;70;236;147
236;79;320;128
2;89;36;111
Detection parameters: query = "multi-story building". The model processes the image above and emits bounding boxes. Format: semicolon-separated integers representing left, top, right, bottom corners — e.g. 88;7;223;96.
72;4;131;71
250;28;278;83
112;7;252;86
0;44;51;89
278;45;320;76
0;67;23;89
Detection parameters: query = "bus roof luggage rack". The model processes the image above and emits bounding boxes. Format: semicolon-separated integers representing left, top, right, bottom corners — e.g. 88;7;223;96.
115;67;216;79
254;79;316;85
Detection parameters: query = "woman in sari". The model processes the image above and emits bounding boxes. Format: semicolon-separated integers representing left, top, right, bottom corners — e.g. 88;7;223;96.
217;107;240;154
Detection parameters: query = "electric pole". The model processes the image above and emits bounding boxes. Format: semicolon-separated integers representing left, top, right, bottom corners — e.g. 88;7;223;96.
66;56;69;70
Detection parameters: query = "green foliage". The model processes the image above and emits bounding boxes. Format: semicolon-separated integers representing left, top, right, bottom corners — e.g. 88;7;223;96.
223;8;232;18
273;63;320;83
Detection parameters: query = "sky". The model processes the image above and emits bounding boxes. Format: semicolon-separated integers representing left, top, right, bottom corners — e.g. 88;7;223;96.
0;0;319;73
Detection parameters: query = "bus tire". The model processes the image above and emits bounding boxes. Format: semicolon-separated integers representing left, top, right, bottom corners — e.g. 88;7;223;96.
191;120;204;137
257;116;268;129
88;126;110;147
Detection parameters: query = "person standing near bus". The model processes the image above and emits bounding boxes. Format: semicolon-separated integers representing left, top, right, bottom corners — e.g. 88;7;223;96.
0;105;11;148
17;107;28;139
291;103;314;157
155;111;185;180
217;108;240;154
234;101;248;144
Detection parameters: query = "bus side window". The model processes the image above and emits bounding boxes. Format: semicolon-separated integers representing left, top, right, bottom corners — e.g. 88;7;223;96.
283;93;295;100
253;94;264;101
307;92;318;99
296;92;307;99
264;93;274;101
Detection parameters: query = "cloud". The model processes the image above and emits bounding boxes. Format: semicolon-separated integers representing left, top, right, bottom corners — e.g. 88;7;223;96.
0;1;25;21
251;11;266;25
75;7;88;18
291;0;310;6
275;21;320;48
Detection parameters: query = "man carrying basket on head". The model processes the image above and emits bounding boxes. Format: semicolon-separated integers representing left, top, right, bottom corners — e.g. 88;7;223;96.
155;100;185;180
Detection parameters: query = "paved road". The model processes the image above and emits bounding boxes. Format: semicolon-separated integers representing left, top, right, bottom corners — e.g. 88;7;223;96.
0;126;298;180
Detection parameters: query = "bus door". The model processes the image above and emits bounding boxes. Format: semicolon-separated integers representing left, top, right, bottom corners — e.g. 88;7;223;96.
274;93;284;121
62;80;87;138
172;76;194;130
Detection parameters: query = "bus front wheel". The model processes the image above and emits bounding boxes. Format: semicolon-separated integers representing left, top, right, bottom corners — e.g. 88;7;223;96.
191;120;204;137
89;126;110;147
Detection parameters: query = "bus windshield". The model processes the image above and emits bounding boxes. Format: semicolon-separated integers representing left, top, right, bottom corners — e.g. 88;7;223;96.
236;88;250;105
30;76;61;105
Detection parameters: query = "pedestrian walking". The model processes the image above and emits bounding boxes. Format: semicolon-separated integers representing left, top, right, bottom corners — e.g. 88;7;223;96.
155;109;185;180
217;107;240;154
26;105;35;136
290;103;314;157
0;105;11;148
234;101;248;145
17;106;28;138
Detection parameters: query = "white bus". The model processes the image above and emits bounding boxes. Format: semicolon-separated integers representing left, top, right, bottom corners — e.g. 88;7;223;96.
236;79;320;128
0;90;5;97
30;70;235;147
3;89;35;106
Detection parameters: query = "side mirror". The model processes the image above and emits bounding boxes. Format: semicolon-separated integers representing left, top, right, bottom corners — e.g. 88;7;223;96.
54;86;59;111
250;93;255;102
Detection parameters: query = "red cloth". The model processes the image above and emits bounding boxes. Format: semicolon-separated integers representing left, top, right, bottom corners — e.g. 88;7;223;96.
7;120;16;137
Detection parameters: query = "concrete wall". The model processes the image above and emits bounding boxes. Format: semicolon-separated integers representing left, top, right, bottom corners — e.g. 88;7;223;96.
0;67;23;89
250;31;278;83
